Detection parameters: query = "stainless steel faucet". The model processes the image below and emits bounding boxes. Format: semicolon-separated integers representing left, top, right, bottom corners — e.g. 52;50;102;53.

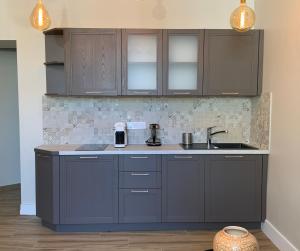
207;126;228;149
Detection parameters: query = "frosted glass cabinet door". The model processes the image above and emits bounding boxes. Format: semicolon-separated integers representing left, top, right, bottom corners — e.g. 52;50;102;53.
122;30;163;95
163;30;204;96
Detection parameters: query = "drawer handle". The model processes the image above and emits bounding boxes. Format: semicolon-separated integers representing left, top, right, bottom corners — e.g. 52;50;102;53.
130;156;149;159
79;156;99;159
174;156;193;159
222;92;239;95
174;92;191;95
131;173;150;176
131;190;149;193
224;156;244;159
132;91;150;94
85;91;104;94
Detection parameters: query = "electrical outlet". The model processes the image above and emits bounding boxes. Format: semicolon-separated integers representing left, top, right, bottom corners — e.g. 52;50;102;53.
127;122;147;130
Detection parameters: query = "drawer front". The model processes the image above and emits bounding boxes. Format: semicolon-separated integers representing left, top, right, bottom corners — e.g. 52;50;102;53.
119;172;161;189
119;155;161;172
119;189;161;223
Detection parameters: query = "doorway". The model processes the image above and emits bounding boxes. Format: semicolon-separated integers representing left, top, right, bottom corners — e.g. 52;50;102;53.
0;40;20;214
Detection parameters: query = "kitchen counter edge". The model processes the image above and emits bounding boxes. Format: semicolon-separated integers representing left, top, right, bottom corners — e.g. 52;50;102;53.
35;145;270;156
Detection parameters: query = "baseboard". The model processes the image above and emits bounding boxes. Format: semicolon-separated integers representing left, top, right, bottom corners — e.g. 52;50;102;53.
20;203;36;215
262;220;299;251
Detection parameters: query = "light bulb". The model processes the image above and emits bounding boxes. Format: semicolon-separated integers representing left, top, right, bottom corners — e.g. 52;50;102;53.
30;0;51;31
230;0;255;32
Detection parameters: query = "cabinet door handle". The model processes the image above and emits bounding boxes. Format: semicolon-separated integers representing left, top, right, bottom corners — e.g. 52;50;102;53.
79;156;99;159
224;156;244;159
174;92;191;95
131;173;150;176
132;91;150;95
174;156;193;159
131;190;149;193
221;92;240;95
85;91;104;94
130;156;149;159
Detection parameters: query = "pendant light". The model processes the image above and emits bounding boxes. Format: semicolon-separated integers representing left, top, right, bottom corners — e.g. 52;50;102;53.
230;0;256;32
30;0;51;31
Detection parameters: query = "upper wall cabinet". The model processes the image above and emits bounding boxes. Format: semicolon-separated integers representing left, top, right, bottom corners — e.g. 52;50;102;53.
66;29;121;96
203;30;263;96
122;29;163;96
44;28;121;96
44;28;263;97
163;30;204;96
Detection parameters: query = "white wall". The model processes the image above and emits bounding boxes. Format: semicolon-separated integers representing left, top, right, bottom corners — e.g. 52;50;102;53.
0;0;253;214
256;0;300;249
0;49;20;187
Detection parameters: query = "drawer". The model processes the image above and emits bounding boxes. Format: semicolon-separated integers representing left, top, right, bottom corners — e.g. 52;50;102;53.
119;189;161;223
119;155;161;172
119;172;161;189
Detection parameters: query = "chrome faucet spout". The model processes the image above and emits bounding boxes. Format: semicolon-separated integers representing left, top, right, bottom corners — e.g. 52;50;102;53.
207;127;228;149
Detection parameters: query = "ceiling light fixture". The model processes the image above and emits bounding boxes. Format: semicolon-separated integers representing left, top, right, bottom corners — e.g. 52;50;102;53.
30;0;51;31
230;0;256;32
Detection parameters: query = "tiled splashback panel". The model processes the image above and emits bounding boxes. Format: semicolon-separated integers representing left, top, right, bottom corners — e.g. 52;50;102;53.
43;96;258;145
250;93;271;149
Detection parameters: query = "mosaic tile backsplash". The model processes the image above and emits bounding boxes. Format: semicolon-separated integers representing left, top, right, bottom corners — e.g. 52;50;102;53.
43;95;271;149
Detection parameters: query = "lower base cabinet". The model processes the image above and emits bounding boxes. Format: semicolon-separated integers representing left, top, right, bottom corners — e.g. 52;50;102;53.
35;151;267;231
205;155;263;222
60;156;118;224
119;189;161;223
162;155;205;222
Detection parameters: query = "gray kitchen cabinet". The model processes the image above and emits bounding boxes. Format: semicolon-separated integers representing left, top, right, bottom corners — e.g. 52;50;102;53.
163;30;204;96
44;28;264;97
119;171;161;189
119;155;161;172
35;149;268;231
119;189;161;223
122;29;163;96
118;154;162;223
205;155;263;222
162;155;205;222
60;155;118;224
66;29;121;96
35;153;60;224
203;30;263;96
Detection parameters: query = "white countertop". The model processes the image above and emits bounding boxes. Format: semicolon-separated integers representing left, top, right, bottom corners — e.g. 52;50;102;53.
36;144;270;155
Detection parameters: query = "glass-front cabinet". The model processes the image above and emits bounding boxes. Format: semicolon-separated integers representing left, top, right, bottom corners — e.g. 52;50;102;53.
163;30;204;96
122;29;163;96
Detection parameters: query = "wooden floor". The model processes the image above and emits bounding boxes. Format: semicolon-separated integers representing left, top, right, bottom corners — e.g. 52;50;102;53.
0;186;279;251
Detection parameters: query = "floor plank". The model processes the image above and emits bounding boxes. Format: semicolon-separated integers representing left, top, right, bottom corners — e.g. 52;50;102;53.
0;187;279;251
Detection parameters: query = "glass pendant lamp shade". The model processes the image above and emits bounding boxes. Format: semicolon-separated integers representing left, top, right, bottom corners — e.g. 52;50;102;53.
230;0;256;32
30;0;51;31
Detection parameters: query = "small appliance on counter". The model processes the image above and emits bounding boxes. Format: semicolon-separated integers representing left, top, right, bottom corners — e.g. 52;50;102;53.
114;122;127;148
146;123;161;146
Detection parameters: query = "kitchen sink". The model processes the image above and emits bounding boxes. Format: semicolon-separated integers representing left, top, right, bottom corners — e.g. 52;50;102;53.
211;143;258;150
180;143;258;150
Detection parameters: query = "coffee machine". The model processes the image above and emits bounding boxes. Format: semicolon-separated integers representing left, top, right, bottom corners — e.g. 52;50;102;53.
146;124;161;146
114;122;127;148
